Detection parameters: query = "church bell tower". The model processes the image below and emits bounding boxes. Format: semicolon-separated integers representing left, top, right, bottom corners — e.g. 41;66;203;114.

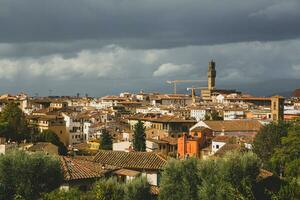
208;60;216;90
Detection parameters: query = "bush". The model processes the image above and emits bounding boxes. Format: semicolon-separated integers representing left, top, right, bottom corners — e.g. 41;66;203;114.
40;188;83;200
159;152;262;200
124;177;152;200
94;178;124;200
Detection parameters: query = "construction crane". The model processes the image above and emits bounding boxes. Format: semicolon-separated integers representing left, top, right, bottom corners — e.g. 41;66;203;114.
187;87;207;103
166;80;205;94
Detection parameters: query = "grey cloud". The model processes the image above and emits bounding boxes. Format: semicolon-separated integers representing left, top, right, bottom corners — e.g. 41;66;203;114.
0;0;300;50
0;0;300;96
0;39;300;96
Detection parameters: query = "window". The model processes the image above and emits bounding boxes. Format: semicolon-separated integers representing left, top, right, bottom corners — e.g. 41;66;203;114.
216;145;219;149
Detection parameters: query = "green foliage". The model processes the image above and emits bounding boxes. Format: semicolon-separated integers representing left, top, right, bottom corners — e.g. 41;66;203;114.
0;122;9;137
94;177;152;200
0;102;29;141
40;188;85;200
197;152;260;200
253;122;289;166
204;110;223;121
270;124;300;178
100;129;113;150
270;179;300;200
159;158;200;200
253;120;300;199
36;130;67;155
133;120;146;151
124;177;152;200
94;178;124;200
0;150;63;200
159;152;262;200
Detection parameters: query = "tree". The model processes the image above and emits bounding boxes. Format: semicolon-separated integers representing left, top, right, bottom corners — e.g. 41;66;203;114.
124;177;152;200
40;188;93;200
159;152;263;200
204;110;223;121
271;124;300;178
0;150;63;200
132;120;146;151
0;122;8;138
252;122;289;167
210;110;223;120
40;188;81;200
36;130;67;155
0;102;29;141
94;177;153;200
159;158;200;200
94;178;124;200
100;129;112;150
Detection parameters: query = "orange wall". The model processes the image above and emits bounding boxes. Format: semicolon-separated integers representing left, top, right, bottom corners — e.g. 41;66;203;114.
177;135;203;159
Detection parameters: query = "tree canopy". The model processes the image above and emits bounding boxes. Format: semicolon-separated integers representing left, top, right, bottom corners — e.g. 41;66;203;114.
132;120;146;151
158;151;282;200
94;177;152;200
252;120;300;199
0;150;63;200
271;123;300;178
0;102;29;141
204;110;223;121
100;129;113;150
40;188;87;200
159;158;199;200
252;122;289;166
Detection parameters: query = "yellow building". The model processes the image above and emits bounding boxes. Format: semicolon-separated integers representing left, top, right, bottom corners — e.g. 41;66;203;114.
28;115;69;146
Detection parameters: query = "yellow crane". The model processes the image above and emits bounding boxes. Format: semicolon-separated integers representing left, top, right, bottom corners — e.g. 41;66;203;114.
166;80;206;94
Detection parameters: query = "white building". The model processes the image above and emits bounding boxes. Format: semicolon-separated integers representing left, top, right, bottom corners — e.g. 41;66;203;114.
113;141;132;152
212;140;226;154
146;140;159;152
190;108;207;121
223;110;245;120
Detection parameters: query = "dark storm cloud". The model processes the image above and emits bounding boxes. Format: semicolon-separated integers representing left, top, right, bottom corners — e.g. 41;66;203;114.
0;0;300;49
0;0;300;96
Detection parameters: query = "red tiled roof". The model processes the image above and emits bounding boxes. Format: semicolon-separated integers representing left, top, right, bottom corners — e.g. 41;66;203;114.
204;120;263;132
129;114;196;123
214;144;241;157
212;135;234;142
93;150;167;170
60;156;113;181
113;169;141;177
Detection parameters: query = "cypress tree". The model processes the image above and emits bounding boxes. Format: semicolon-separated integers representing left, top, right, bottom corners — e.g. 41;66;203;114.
100;129;113;150
133;120;146;151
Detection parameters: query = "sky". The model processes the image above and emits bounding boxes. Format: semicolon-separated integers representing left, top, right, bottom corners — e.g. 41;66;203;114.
0;0;300;97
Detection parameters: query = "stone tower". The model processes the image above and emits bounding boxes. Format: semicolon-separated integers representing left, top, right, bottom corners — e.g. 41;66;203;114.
271;95;284;122
208;60;216;90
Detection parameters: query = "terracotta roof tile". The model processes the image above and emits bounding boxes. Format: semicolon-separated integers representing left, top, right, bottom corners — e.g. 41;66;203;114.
214;144;241;157
60;156;113;181
204;120;263;132
212;135;234;142
93;150;167;170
